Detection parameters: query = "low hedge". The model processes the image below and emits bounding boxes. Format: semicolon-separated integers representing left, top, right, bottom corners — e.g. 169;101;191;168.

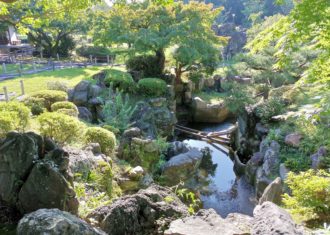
104;69;136;93
51;101;78;117
23;97;46;115
138;78;167;97
76;46;113;58
84;127;116;153
29;90;68;111
0;101;30;132
38;112;83;144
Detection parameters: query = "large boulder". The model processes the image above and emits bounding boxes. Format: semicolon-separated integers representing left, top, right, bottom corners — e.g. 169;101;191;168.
164;209;253;235
258;177;282;205
131;98;177;138
252;202;304;235
285;133;302;147
162;148;203;185
310;146;327;169
192;97;229;123
17;209;105;235
0;132;79;216
0;132;42;207
166;141;190;160
18;149;79;214
87;184;188;235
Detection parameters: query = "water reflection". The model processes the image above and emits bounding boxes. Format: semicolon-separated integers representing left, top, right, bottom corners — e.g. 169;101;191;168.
184;122;256;217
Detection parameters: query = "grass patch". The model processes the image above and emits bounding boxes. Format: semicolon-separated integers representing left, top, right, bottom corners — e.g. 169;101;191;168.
0;66;105;96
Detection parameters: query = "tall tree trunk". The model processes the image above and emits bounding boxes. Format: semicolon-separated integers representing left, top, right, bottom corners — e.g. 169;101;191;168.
175;63;183;84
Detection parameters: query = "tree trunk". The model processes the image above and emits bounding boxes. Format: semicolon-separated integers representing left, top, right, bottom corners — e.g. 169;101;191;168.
175;64;183;84
155;48;165;75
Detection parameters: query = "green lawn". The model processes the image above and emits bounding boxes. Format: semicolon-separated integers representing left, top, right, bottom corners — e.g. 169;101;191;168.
0;66;106;95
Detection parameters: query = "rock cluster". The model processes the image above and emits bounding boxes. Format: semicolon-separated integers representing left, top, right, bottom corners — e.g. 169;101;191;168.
17;209;105;235
165;202;304;235
0;132;78;216
192;97;230;123
86;184;189;235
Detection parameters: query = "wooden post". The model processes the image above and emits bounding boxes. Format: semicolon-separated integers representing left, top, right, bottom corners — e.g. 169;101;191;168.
2;63;6;74
107;55;110;65
33;61;37;72
20;80;25;95
89;55;92;63
3;86;9;102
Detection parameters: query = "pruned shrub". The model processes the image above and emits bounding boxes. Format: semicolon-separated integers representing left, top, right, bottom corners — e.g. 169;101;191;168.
38;112;83;144
138;78;167;97
23;96;46;115
84;127;116;153
255;97;285;123
126;55;163;78
0;101;30;132
76;46;113;58
104;69;135;93
51;101;78;117
0;111;15;137
47;81;69;92
30;90;68;111
283;170;330;226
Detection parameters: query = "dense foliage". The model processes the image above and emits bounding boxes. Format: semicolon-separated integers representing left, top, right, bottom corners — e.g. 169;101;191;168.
138;78;167;97
30;90;68;111
104;69;135;93
84;127;116;153
38;112;83;144
283;170;330;226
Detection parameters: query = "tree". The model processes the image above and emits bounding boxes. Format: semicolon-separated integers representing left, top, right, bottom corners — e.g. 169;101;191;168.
0;0;100;31
247;0;330;85
93;1;224;82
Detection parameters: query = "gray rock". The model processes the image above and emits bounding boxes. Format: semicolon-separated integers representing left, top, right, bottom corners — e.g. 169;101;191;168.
78;106;93;122
129;166;145;180
131;99;177;138
192;97;230;123
17;209;105;235
165;209;253;235
255;123;269;137
163;148;203;185
285;133;302;147
18;149;79;214
167;141;190;159
311;146;327;169
279;163;289;181
87;184;188;235
71;80;91;106
0;132;41;207
245;152;264;185
259;177;282;205
262;141;280;177
252;202;304;235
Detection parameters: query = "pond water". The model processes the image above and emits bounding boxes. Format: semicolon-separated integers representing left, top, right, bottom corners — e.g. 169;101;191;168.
0;224;17;235
184;122;257;218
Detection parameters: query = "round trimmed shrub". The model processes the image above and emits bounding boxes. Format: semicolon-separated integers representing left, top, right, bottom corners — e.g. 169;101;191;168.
47;81;69;92
0;101;30;131
104;69;135;93
138;78;167;97
84;127;116;153
30;90;68;111
38;112;83;144
23;97;46;115
51;101;78;117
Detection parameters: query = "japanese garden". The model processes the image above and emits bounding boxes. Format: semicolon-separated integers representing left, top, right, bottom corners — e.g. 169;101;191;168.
0;0;329;234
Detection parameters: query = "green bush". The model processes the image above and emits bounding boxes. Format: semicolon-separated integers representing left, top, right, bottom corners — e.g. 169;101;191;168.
84;127;116;153
223;82;254;113
38;112;83;144
76;46;113;58
23;97;46;115
0;111;14;137
47;81;69;92
51;101;78;117
126;55;163;78
30;90;68;111
104;69;135;93
0;102;30;132
102;88;136;132
138;78;167;97
283;170;330;227
255;97;285;123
